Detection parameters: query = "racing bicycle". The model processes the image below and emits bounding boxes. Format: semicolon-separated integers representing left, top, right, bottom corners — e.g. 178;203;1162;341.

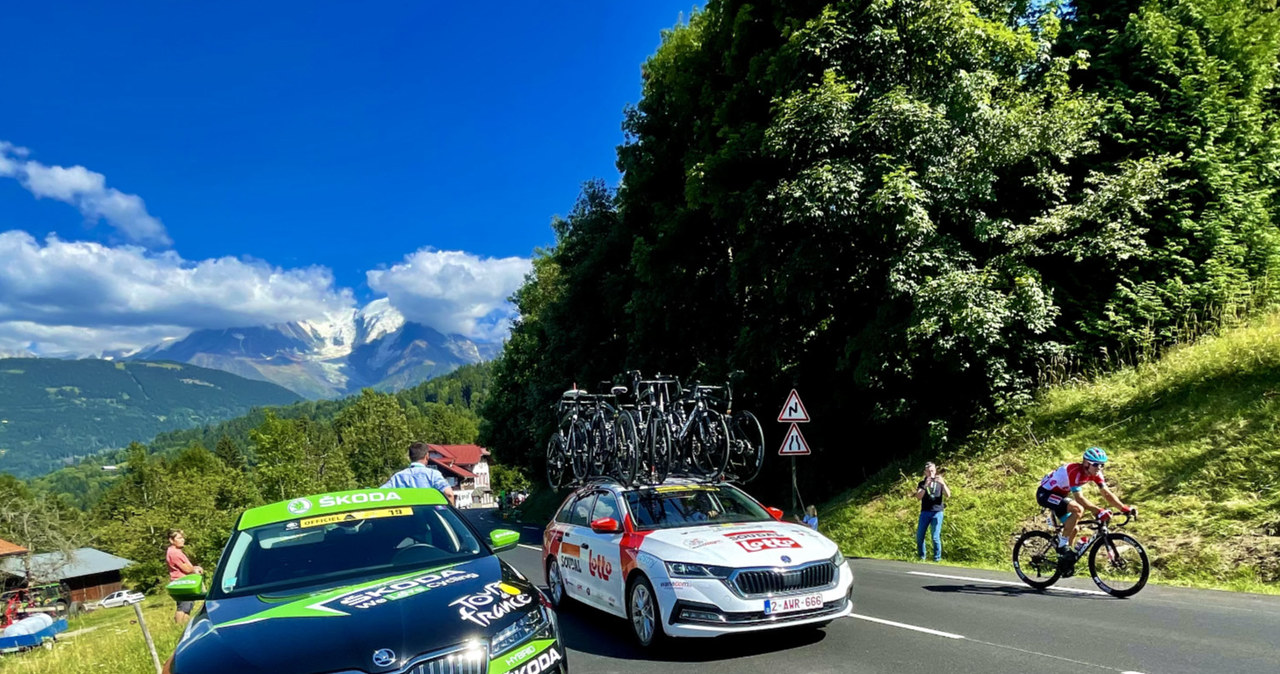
1012;510;1149;597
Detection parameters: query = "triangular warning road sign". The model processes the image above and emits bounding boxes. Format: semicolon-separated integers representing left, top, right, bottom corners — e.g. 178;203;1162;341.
778;423;811;456
777;389;810;423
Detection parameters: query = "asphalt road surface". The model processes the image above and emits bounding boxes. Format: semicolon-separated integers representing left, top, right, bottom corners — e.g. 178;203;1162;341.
463;507;1280;674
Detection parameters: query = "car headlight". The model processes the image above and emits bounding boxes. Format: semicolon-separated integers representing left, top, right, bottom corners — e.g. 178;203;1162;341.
489;607;549;656
832;549;845;567
665;561;733;579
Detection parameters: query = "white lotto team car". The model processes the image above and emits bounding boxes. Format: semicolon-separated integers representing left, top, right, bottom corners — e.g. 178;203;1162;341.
542;479;853;647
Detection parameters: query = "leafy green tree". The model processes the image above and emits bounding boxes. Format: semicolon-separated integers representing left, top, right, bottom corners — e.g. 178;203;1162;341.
334;389;411;488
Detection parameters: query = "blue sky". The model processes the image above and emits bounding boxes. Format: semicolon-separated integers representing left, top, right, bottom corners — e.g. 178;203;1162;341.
0;1;696;355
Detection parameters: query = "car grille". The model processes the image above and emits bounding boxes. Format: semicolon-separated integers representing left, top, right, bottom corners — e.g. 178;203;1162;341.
731;561;836;597
402;643;489;674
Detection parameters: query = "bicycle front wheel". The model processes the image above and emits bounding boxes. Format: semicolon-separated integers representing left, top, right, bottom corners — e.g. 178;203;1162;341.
1088;533;1149;597
727;410;765;484
613;411;639;486
545;433;569;489
644;413;672;485
1012;530;1063;590
689;412;730;480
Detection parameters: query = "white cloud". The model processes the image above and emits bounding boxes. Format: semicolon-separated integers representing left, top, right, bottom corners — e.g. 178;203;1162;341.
0;141;170;246
367;249;531;342
0;231;354;355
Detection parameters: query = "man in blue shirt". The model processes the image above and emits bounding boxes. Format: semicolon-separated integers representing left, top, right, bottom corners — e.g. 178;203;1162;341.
381;442;456;506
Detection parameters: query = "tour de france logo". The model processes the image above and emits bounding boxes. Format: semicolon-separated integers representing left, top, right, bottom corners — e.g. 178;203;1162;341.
288;498;313;515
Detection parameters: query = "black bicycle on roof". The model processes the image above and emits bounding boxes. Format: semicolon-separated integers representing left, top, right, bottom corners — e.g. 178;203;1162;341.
1012;509;1150;597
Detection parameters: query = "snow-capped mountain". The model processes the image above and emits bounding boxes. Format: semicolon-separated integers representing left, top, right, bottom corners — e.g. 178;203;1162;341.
130;302;500;398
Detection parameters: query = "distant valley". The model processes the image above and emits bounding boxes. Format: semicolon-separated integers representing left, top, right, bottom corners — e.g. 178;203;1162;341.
0;358;301;477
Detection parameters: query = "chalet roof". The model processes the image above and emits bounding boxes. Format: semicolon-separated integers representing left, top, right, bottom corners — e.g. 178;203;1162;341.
0;547;132;582
0;538;27;558
428;457;478;479
428;444;490;466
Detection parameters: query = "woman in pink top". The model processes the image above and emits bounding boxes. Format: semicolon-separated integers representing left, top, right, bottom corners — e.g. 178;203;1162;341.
166;529;204;624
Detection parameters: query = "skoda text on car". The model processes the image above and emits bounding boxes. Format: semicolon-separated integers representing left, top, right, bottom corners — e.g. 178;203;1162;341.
165;488;567;674
542;479;853;647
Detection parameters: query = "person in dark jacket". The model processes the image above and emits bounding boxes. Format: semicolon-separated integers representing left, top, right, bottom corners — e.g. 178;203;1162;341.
913;462;950;561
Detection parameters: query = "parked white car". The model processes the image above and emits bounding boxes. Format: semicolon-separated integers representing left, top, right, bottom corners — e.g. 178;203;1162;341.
542;478;853;648
98;590;145;608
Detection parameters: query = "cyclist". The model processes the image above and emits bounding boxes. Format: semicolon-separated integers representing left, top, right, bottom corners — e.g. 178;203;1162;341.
1036;447;1136;574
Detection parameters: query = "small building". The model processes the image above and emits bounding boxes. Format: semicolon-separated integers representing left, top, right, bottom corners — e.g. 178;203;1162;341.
0;547;133;603
428;444;492;507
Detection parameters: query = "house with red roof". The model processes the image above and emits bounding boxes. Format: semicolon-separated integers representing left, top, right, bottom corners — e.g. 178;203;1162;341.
426;444;492;508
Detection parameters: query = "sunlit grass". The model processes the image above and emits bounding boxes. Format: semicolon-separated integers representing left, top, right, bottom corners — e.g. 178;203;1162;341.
1;598;185;673
824;311;1280;595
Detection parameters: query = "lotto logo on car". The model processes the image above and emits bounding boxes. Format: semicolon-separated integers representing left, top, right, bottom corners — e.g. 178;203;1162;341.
451;582;533;627
726;530;801;552
317;492;403;507
589;552;612;580
509;647;562;674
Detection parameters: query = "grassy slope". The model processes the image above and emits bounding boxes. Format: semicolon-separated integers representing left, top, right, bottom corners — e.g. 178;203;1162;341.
823;312;1280;593
1;598;184;673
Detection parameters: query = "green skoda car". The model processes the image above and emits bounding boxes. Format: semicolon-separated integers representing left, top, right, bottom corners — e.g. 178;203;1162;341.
166;488;566;674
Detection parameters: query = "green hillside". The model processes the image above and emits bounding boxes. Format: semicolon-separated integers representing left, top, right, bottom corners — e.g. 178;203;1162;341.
0;358;302;477
824;312;1280;592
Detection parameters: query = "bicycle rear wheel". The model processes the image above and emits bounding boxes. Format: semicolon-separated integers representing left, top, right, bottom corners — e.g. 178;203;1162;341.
1088;533;1149;597
1012;530;1063;590
726;410;765;484
545;433;569;489
569;420;591;481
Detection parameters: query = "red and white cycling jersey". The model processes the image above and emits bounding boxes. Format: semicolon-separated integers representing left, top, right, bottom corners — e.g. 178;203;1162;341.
1039;463;1104;495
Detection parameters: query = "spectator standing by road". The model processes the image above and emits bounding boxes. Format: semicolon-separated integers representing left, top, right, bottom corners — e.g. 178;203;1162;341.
800;505;819;530
382;442;457;506
913;462;950;561
167;529;204;624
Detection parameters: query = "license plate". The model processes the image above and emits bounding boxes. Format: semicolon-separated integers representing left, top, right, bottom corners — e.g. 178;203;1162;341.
763;593;824;615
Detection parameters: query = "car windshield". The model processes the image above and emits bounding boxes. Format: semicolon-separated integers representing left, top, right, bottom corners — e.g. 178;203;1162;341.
624;484;772;530
211;504;485;598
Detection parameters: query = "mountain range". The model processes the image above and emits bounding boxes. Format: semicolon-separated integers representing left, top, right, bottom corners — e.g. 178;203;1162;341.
129;299;502;398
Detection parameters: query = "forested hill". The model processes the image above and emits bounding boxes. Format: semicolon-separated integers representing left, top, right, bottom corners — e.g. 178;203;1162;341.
480;0;1280;507
30;361;495;509
0;358;302;478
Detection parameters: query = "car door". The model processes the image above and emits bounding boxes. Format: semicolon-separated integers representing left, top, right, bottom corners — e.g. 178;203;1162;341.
581;490;625;616
558;493;596;606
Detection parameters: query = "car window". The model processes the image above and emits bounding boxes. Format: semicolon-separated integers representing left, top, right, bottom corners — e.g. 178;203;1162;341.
568;494;596;527
590;492;621;524
555;496;575;523
211;504;485;599
625;484;772;530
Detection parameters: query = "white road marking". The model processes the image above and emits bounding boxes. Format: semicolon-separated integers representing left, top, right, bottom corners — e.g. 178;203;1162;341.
907;571;1110;596
846;613;964;639
523;526;542;530
518;544;542;551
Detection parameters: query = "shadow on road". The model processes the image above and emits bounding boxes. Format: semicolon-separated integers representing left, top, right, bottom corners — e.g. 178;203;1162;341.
921;583;1108;600
552;602;830;662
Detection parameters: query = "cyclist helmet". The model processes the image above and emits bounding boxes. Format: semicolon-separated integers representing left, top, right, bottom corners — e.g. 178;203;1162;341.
1083;446;1108;464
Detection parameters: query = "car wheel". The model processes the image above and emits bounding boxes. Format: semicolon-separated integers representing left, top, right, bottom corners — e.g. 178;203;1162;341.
546;558;571;609
627;575;665;649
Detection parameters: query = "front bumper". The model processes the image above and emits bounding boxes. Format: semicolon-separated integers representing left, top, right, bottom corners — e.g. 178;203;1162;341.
656;562;854;638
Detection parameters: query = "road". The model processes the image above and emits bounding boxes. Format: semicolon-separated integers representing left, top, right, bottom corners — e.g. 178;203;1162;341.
462;507;1280;674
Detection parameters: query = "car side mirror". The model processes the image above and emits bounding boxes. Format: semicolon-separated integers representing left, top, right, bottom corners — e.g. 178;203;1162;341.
490;528;520;552
590;517;621;534
166;573;206;601
765;507;784;521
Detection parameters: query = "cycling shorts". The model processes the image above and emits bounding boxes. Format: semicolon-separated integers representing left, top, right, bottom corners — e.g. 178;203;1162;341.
1036;486;1074;518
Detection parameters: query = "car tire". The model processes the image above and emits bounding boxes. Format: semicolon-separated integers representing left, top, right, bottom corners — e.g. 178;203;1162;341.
626;575;665;649
546;557;572;610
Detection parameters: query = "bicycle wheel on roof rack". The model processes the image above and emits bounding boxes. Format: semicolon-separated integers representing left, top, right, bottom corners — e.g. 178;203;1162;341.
643;411;672;485
726;410;765;484
546;433;569;489
612;411;639;486
689;411;730;481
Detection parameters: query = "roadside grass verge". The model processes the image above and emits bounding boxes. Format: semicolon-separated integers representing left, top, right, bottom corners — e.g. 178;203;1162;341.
2;598;184;673
824;311;1280;595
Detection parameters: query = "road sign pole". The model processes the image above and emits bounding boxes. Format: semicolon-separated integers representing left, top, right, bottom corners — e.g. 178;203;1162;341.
791;457;798;514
